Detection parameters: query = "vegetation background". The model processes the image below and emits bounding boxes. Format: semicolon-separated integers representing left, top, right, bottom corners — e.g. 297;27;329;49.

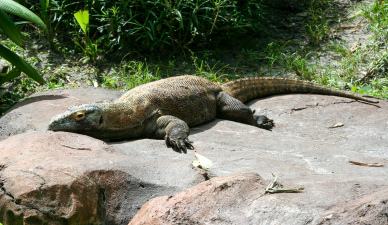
0;0;387;114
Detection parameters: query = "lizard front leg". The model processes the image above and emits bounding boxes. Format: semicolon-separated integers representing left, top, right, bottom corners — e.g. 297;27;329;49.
154;115;194;153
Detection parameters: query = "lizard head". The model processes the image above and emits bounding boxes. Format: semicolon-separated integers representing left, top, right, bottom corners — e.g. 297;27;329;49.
48;104;104;132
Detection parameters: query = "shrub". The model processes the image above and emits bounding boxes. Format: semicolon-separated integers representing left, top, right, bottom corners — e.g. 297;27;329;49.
29;0;266;55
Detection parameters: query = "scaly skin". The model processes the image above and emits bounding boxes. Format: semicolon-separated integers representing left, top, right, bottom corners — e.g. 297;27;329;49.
221;77;378;103
48;75;378;153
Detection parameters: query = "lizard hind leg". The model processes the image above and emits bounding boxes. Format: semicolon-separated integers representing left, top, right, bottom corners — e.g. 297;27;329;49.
216;92;274;130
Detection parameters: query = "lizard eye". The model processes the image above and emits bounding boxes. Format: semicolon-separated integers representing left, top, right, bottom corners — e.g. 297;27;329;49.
73;111;86;121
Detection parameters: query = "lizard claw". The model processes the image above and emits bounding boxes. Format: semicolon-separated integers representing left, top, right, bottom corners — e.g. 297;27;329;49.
165;136;194;153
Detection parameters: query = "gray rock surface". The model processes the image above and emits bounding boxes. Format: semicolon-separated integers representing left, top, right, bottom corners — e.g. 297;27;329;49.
0;88;387;225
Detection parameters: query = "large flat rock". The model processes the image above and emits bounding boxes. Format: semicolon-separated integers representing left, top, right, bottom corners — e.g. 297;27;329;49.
0;88;387;225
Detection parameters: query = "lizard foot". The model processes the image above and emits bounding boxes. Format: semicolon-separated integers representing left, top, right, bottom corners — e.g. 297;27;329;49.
165;136;194;153
254;115;274;130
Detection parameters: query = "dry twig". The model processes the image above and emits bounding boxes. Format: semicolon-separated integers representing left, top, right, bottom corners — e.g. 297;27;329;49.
349;160;384;167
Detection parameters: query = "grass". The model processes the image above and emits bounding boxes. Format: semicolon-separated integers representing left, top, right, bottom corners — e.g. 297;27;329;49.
100;54;233;90
304;0;333;45
24;0;267;55
101;61;161;89
257;0;387;98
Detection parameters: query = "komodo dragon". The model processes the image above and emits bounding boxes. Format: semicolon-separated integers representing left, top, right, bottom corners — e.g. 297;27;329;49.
48;75;378;153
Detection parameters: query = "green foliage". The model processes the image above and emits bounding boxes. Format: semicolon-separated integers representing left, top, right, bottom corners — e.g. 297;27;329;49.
362;0;388;39
191;55;228;82
0;45;44;84
74;10;89;33
264;42;317;80
259;0;387;99
285;53;317;80
0;0;46;30
39;0;55;44
0;0;46;85
102;61;161;89
351;78;388;99
305;9;330;45
27;0;265;55
0;10;23;45
73;9;98;62
304;0;333;45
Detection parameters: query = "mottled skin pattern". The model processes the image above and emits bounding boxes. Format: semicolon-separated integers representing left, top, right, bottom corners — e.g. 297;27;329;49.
48;75;378;153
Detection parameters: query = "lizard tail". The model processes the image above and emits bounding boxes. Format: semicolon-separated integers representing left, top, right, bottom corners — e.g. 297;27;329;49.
221;77;379;104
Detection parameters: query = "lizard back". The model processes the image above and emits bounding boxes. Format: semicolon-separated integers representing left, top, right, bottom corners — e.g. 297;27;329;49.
116;75;222;126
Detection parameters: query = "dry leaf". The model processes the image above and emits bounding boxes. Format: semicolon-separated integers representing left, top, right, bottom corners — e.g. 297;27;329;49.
92;79;99;87
350;42;360;53
192;153;213;170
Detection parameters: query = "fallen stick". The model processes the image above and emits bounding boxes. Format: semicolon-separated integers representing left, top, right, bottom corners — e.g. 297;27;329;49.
349;160;384;167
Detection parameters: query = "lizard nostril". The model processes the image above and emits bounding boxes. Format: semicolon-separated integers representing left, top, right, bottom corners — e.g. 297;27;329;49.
99;116;104;125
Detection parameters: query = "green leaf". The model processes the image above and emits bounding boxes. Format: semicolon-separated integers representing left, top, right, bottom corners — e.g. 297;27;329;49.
0;67;21;84
0;10;23;46
0;44;44;84
74;10;89;34
40;0;49;12
0;0;47;30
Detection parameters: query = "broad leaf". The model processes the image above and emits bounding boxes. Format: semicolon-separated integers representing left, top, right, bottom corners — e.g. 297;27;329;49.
0;10;22;46
0;0;47;30
74;10;89;34
0;44;44;84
